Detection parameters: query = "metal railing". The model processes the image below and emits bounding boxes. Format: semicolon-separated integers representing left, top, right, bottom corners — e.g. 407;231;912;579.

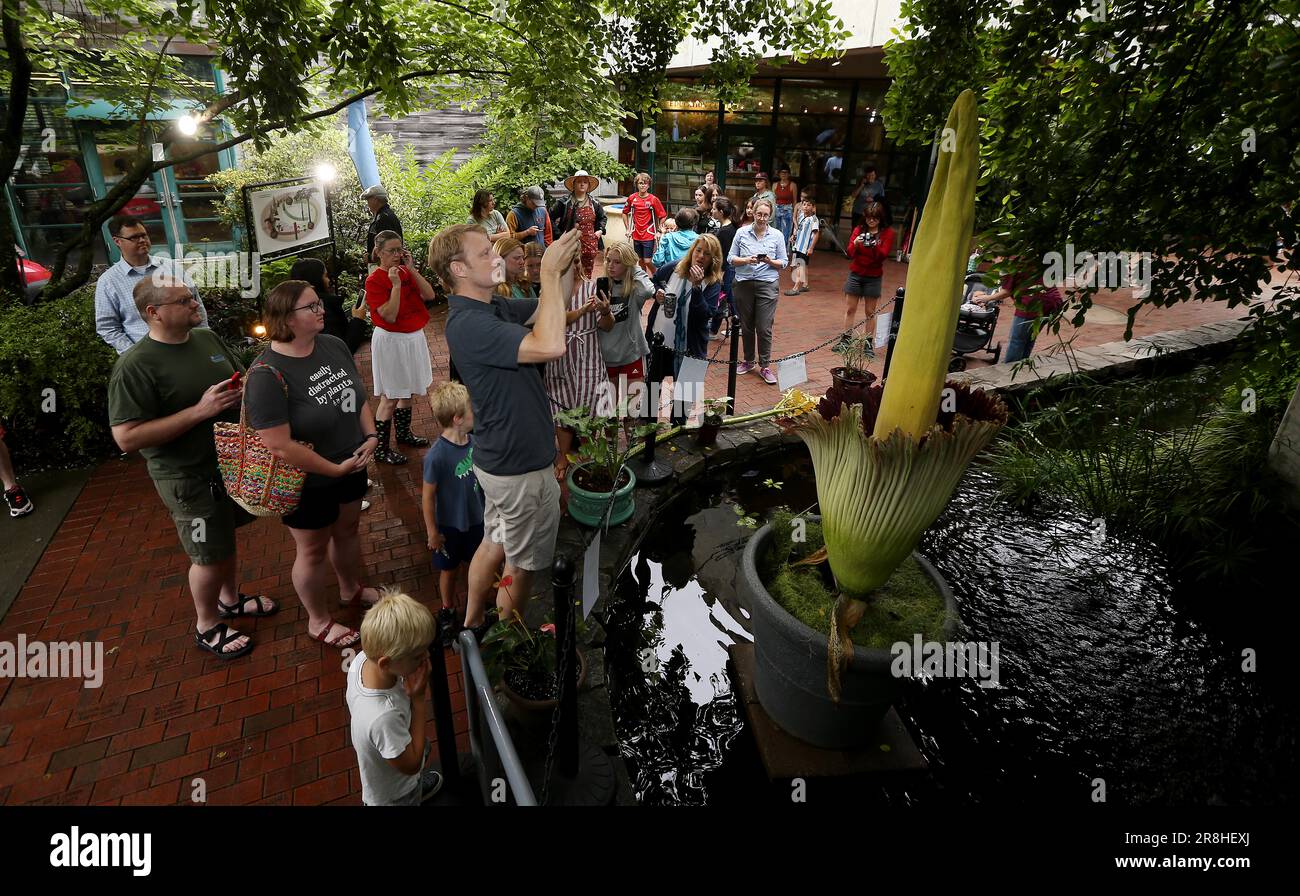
457;630;538;807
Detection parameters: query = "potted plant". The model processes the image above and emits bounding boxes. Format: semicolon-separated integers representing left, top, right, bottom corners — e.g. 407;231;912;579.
553;407;657;527
480;610;588;742
697;396;730;447
742;91;1009;749
830;331;876;390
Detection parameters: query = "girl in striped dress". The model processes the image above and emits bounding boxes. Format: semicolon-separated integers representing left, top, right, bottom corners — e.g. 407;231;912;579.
546;277;608;484
786;196;820;295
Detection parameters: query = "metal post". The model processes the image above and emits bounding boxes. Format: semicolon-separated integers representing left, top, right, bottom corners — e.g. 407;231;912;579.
625;351;674;484
726;312;741;416
882;286;906;381
553;557;579;777
427;619;461;793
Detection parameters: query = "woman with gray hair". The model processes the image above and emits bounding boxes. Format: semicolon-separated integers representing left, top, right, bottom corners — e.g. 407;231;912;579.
506;186;554;247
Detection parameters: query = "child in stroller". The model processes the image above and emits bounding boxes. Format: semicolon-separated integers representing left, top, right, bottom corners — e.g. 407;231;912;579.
949;270;1002;371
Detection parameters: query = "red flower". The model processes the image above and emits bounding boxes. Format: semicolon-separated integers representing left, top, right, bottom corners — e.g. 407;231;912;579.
540;623;556;636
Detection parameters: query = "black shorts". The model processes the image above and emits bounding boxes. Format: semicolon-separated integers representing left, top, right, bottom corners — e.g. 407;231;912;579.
793;250;810;265
634;239;656;259
844;272;883;298
282;471;369;530
431;524;485;570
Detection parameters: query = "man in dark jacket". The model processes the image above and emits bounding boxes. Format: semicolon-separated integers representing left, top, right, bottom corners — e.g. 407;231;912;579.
362;184;403;261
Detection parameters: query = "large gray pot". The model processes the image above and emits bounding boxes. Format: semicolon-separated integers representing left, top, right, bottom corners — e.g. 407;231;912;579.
739;523;961;750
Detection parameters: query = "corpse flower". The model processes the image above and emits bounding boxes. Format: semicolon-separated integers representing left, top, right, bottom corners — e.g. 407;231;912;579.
776;90;1008;699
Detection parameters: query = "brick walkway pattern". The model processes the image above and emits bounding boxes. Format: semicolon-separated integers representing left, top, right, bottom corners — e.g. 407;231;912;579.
0;250;1264;804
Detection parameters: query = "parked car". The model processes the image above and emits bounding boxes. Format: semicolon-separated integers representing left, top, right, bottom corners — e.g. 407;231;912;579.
16;245;52;299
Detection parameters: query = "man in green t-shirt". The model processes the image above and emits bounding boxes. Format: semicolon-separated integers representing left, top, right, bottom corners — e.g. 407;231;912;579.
108;275;278;660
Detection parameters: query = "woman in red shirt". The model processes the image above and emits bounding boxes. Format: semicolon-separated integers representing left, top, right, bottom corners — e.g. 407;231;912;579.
624;171;668;273
364;231;436;464
843;202;895;336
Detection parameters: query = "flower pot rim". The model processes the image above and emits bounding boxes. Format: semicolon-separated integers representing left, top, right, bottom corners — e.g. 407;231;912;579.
742;520;960;663
567;461;636;498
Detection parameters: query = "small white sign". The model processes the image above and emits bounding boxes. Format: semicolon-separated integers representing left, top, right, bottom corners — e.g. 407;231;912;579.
776;355;808;390
674;356;709;409
874;308;893;350
582;533;601;619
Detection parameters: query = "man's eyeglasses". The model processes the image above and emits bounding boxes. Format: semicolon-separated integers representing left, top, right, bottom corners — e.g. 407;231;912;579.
293;301;324;314
114;233;151;244
150;295;198;309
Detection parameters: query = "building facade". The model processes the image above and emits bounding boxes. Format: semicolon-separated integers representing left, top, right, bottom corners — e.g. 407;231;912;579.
599;1;919;240
3;53;239;270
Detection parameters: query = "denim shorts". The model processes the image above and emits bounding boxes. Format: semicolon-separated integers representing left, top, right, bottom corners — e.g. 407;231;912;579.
844;272;882;298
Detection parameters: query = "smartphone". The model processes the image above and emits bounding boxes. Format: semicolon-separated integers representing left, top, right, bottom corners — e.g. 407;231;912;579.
596;276;610;296
227;371;241;391
756;253;769;262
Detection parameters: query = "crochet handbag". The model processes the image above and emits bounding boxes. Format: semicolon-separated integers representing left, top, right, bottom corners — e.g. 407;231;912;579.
214;364;311;517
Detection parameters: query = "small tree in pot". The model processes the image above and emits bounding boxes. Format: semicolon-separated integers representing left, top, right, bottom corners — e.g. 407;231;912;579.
830;332;876;390
697;396;730;447
554;407;658;527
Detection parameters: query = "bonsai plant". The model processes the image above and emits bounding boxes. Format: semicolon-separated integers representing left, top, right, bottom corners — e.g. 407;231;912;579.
553;407;657;527
744;90;1009;749
697;396;730;447
830;332;876;389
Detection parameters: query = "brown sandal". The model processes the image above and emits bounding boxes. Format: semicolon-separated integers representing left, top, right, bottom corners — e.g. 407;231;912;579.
309;620;361;650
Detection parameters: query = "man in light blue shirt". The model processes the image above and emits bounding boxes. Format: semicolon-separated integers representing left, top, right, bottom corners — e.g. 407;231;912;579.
95;214;207;354
727;198;787;385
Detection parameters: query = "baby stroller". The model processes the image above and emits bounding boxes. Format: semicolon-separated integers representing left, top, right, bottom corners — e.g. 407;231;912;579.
948;272;1001;371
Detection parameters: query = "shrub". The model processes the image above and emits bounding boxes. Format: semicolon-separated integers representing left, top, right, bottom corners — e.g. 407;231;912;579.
0;285;117;467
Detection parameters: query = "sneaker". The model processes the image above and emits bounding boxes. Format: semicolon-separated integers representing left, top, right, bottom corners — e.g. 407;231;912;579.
4;485;34;518
799;286;810;293
784;288;802;296
360;500;372;512
759;367;778;385
418;767;445;803
736;361;754;376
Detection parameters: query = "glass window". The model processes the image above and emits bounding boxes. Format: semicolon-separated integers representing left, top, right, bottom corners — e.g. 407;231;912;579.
653;109;718;208
7;101;105;267
176;55;217;86
723;80;775;113
777;80;851;116
774;114;847;151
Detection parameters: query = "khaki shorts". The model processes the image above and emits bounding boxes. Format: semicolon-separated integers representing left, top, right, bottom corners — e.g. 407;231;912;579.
474;465;562;572
154;475;255;566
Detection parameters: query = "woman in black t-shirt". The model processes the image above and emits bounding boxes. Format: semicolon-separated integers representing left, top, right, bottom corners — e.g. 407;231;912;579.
245;279;380;650
289;257;368;354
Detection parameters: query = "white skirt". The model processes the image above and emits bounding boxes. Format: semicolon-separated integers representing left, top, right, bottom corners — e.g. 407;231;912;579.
371;327;433;399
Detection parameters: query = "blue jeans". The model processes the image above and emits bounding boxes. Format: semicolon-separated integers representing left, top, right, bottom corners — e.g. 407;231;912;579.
773;204;794;243
1004;315;1038;363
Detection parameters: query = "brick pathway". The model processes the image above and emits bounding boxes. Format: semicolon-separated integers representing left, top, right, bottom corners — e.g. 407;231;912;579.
0;249;1270;805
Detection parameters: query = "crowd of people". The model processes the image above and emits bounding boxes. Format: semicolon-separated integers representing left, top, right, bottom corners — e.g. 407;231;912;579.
62;171;925;803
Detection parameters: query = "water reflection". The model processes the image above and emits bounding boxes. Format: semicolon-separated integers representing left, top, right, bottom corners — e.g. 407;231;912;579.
604;454;1298;806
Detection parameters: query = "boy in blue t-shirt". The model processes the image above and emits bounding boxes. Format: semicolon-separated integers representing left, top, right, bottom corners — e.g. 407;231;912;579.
421;382;485;634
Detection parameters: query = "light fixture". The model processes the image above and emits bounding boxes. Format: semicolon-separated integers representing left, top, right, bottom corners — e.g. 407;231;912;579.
252;323;267;338
314;162;337;183
177;114;199;136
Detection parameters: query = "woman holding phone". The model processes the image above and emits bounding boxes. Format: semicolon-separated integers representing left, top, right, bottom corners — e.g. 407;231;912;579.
245;280;380;649
363;231;436;464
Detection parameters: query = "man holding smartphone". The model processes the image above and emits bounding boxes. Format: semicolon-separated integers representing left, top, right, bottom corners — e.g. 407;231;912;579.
726;199;788;385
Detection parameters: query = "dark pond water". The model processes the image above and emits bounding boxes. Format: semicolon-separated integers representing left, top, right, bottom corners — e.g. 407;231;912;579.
601;447;1299;806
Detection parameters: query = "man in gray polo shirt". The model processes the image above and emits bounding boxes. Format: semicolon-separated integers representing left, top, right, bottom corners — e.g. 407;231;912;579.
429;225;579;631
